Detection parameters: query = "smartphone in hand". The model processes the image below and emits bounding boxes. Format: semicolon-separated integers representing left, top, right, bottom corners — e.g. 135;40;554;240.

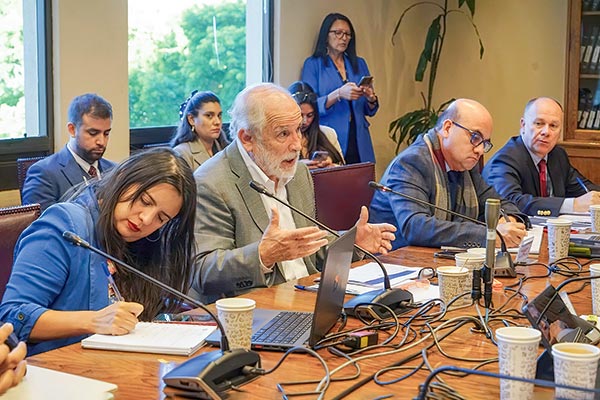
310;151;329;162
358;75;373;87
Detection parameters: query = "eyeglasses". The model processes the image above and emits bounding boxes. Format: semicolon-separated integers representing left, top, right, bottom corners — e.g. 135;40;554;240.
329;30;352;40
451;120;493;153
291;91;317;104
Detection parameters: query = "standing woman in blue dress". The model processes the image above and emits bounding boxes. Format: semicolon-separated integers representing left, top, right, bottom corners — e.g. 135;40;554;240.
302;12;379;164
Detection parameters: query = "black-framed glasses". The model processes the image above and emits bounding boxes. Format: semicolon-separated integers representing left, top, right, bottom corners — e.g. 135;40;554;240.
291;91;317;104
329;30;352;39
451;120;493;153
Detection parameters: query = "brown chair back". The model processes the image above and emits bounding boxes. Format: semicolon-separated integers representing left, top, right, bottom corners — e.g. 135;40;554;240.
310;162;376;231
0;204;41;298
17;156;46;197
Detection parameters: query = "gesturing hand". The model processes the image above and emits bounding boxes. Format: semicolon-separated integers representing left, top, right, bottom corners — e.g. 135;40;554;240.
91;302;144;336
259;207;329;267
354;206;397;254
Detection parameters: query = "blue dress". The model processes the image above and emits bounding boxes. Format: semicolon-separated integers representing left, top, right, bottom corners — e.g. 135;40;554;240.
0;188;110;355
301;55;379;163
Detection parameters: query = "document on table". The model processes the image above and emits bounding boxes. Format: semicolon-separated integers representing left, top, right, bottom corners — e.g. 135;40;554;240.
508;225;543;255
81;322;217;356
3;365;117;400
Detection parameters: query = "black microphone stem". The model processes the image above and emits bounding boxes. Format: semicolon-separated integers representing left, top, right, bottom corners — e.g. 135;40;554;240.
249;180;392;291
62;231;230;351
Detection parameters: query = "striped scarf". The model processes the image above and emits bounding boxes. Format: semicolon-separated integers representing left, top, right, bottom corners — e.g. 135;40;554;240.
423;130;479;221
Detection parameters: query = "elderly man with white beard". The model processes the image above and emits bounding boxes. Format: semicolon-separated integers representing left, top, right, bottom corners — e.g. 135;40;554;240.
190;83;396;303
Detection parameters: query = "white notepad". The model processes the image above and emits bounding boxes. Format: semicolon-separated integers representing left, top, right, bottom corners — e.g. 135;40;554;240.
3;365;117;400
81;322;217;356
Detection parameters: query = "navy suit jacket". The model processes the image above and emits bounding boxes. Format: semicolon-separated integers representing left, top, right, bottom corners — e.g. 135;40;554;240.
21;145;116;211
369;135;521;249
482;136;600;216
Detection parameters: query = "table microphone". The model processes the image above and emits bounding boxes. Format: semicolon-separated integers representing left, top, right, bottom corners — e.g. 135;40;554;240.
62;231;261;399
368;181;517;281
248;180;413;319
483;198;500;308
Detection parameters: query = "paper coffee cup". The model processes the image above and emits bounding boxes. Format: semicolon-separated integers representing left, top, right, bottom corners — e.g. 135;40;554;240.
591;264;600;316
552;342;600;400
215;298;256;350
591;205;600;233
495;327;541;400
436;266;469;306
546;218;572;263
454;253;485;305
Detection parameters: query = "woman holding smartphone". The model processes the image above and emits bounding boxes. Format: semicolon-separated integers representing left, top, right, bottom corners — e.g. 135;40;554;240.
288;81;345;169
0;148;196;355
301;12;379;164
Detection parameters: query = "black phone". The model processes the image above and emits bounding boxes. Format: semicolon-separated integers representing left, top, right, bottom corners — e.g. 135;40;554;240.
310;151;329;162
153;313;213;324
358;75;373;86
433;249;464;260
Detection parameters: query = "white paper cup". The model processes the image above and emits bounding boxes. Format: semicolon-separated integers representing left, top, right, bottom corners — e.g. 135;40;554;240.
495;327;541;400
546;218;572;263
591;264;600;316
552;342;600;399
591;205;600;233
436;266;469;306
454;253;485;305
215;298;256;350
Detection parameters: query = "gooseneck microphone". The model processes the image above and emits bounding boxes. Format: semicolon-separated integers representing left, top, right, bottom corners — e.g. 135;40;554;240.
62;231;261;399
483;199;500;308
249;181;413;319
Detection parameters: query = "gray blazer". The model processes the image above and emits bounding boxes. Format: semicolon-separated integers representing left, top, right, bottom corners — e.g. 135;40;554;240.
191;143;321;303
173;139;221;172
21;145;115;211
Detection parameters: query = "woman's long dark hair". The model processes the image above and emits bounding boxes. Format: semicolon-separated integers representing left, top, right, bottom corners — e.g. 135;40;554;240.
170;90;230;148
288;81;344;165
94;147;197;320
311;13;358;73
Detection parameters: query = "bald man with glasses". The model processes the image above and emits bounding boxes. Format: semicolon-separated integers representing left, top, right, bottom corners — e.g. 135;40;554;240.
483;97;600;217
369;98;526;250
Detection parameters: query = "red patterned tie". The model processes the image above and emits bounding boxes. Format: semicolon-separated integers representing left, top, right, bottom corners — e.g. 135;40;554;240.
88;165;97;178
538;159;547;197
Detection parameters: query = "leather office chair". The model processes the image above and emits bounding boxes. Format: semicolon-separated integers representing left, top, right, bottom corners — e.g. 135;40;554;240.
17;156;46;197
0;203;41;299
310;162;376;231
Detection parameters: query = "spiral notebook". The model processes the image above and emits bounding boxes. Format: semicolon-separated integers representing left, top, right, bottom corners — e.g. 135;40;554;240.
81;322;217;356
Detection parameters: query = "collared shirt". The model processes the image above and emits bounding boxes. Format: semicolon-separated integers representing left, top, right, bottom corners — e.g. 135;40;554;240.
524;145;574;213
67;142;101;180
236;139;309;280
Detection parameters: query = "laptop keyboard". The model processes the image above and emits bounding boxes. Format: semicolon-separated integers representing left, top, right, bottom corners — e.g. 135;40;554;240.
252;311;312;345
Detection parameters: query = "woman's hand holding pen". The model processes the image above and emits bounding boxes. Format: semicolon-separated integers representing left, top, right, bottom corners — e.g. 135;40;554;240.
91;302;144;336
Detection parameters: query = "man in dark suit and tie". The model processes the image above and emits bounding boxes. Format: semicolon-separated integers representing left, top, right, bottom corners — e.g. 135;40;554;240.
483;97;600;217
21;93;116;211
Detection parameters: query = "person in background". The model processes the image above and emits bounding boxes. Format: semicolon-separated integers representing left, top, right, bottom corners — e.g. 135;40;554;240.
0;148;196;355
369;99;526;250
287;81;345;169
171;90;230;171
22;93;116;211
302;12;379;164
483;97;600;216
0;323;26;395
191;83;395;303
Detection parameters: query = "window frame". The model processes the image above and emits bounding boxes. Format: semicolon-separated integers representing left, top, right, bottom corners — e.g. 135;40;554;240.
0;0;53;191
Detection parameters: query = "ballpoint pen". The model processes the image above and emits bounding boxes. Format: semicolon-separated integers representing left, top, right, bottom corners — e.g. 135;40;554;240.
576;177;590;193
104;261;124;302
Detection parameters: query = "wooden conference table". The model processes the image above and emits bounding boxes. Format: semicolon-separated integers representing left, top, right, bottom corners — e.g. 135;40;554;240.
27;238;591;399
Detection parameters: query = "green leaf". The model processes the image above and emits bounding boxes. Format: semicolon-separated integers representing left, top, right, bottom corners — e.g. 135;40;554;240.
415;16;441;81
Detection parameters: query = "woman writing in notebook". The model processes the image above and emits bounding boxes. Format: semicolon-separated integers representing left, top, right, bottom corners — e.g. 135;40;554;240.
0;148;196;355
301;12;379;164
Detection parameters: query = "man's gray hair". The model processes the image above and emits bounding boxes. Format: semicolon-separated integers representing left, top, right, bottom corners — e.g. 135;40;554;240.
228;83;291;139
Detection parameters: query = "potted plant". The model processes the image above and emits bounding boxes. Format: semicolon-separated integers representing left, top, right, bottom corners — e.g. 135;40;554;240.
388;0;484;154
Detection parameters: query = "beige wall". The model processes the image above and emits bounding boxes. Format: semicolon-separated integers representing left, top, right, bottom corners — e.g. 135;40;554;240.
0;0;569;207
275;0;568;178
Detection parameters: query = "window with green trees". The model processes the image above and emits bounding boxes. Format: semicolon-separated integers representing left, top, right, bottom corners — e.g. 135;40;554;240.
128;0;247;129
